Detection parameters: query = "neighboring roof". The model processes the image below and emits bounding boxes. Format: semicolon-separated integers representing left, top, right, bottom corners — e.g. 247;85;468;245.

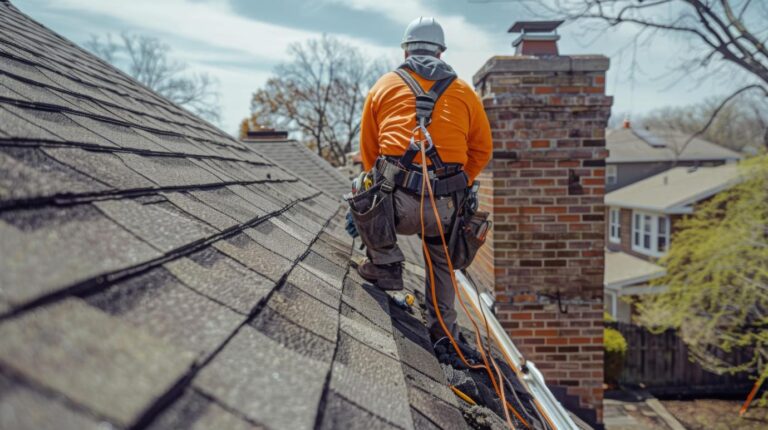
606;127;742;164
604;251;665;292
244;138;350;200
0;3;500;429
605;164;742;213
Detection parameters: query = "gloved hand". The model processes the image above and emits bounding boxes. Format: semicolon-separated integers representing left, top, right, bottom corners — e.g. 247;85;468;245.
345;209;359;238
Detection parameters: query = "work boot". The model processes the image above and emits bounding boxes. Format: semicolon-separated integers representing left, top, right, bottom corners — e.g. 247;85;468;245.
357;258;404;291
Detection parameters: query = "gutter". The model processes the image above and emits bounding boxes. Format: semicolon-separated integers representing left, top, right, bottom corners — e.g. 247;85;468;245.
454;271;580;430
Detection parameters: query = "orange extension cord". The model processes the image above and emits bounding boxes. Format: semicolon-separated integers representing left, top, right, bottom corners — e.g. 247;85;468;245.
412;127;535;430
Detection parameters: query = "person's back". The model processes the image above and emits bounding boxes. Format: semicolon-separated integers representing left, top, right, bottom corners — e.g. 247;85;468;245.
360;55;491;184
348;16;492;344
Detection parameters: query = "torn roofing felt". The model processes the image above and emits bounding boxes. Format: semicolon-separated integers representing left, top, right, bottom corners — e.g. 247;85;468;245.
0;2;499;429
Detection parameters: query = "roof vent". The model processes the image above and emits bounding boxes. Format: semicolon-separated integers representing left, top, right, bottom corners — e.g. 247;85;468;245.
508;20;563;56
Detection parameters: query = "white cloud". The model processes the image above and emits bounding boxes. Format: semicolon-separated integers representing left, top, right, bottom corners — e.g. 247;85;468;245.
35;0;398;133
321;0;506;80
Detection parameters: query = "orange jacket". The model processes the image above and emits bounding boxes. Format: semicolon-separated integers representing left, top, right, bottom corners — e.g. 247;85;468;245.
360;69;492;183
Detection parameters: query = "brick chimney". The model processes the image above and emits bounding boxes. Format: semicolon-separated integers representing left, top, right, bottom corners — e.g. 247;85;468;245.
470;26;611;426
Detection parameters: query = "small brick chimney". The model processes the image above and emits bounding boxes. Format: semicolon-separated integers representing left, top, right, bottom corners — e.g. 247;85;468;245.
509;20;564;56
470;25;611;427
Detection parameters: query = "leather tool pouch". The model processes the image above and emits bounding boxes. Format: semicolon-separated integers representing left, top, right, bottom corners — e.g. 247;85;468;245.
450;211;491;271
346;183;398;251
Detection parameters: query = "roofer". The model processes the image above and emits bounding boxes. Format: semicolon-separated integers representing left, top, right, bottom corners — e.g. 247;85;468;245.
347;17;492;345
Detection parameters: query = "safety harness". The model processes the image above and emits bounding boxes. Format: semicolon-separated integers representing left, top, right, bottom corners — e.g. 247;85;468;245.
376;67;468;197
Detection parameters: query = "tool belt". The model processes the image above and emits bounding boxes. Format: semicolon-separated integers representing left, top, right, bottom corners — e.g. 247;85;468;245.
346;64;491;270
374;157;467;197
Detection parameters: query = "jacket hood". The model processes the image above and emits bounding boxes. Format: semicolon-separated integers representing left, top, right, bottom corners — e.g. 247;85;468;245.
400;55;456;81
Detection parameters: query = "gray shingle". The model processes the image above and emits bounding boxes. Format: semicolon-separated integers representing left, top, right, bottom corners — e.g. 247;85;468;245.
227;184;283;214
331;333;414;430
190;187;265;223
94;198;216;253
0;106;65;141
250;306;335;363
0;146;110;202
164;247;274;315
195;326;329;430
0;298;196;428
407;386;468;430
319;391;401;430
162;191;239;231
213;232;293;282
0;55;61;88
267;283;339;343
0;374;105;430
299;251;347;290
65;114;167;152
3;105;113;146
133;128;207;156
286;265;342;309
0;204;160;307
391;315;446;384
402;364;458;407
339;314;398;360
43;146;157;190
86;267;244;359
117;153;222;187
245;220;306;261
0;73;77;108
147;389;261;430
341;277;392;334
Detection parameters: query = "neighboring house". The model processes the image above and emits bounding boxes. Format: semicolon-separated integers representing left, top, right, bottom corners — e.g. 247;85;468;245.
606;126;741;192
604;163;742;322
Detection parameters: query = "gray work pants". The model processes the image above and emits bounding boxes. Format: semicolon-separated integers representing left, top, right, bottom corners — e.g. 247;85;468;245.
367;189;458;340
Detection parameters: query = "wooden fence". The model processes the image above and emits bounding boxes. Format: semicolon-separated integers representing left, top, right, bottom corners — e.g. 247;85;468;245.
610;322;754;396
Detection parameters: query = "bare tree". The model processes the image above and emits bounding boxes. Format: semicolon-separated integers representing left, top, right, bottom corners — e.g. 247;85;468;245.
86;33;221;123
638;94;768;152
246;35;387;166
548;0;768;148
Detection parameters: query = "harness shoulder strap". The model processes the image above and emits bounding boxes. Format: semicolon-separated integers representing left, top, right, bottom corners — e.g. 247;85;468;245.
394;69;424;97
392;67;458;170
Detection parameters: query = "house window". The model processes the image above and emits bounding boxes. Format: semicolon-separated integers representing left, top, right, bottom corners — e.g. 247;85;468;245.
609;208;621;243
606;165;617;185
658;216;670;252
632;211;671;256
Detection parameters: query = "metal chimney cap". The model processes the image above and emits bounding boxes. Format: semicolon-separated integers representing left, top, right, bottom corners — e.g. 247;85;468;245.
508;20;564;33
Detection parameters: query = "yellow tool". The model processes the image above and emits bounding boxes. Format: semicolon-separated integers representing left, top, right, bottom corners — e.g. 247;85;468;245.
393;292;415;309
450;386;477;406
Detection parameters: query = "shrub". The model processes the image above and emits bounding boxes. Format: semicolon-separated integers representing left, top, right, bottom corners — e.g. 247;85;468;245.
605;326;628;386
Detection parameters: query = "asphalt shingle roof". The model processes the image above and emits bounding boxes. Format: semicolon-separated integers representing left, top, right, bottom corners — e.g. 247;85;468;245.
0;2;494;429
606;127;742;164
605;164;742;213
243;138;352;200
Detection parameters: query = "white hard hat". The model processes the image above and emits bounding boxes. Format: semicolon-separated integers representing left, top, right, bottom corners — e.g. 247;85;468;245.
401;17;446;52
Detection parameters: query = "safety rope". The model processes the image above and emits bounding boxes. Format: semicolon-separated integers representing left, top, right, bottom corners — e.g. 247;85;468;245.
412;121;533;430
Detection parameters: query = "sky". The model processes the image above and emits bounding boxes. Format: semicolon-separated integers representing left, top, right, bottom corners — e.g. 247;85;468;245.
12;0;746;136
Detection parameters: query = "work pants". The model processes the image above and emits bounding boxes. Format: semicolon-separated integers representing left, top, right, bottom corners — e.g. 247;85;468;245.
367;189;458;340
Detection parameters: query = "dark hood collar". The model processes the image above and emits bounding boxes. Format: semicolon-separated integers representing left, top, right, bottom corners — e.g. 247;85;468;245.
399;55;456;81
